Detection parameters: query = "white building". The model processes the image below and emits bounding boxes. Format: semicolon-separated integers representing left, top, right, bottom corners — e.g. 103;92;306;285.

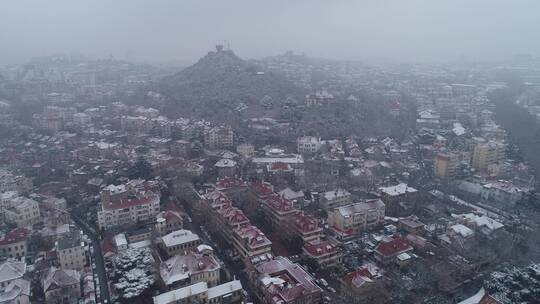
56;231;87;271
297;136;322;154
97;190;160;230
160;230;201;257
4;197;40;228
153;280;243;304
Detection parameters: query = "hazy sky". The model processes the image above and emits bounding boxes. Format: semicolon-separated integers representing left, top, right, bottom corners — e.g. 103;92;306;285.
1;0;539;65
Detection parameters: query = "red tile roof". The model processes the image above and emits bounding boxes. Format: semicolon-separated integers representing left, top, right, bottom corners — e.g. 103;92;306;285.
269;162;291;171
0;228;30;245
216;177;247;190
101;191;158;211
375;236;412;257
342;267;374;288
264;194;295;215
303;240;338;257
291;213;320;234
235;225;271;248
250;181;274;197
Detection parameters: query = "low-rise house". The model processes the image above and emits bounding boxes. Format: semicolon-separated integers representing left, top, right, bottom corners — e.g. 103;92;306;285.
0;229;29;261
0;278;30;304
319;189;352;210
215;159;237;178
374;236;413;265
159;248;220;290
153;280;244;304
297;136;322;154
328;199;385;241
161;230;201;257
480;181;526;207
0;261;26;291
4;197;40;228
288;212;322;243
340;265;386;301
126;226;153;244
252;256;322;304
378;183;417;216
156;209;184;236
398;216;426;235
56;230;87;271
303;240;342;268
42;267;81;304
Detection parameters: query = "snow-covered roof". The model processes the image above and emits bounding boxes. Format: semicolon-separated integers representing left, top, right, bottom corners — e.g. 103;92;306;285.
458;288;486;304
450;224;474;238
161;230;200;248
207;280;242;299
379;183;417;196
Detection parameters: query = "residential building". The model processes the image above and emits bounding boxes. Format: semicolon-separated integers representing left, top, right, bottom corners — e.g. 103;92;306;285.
319;189;352;210
260;194;297;230
153;280;244;304
4;197;40;228
297;136;322;154
97;189;160;230
204;126;234;150
160;230;201;257
480;181;525;206
287;212;322;243
252;256;322;304
302;240;342;268
374;236;413;265
378;183;417;216
340;265;385;301
0;229;29;261
203;189;272;266
236;143;255;158
42;267;81;304
0;278;30;304
232;225;272;264
156;209;184;236
56;230;87;271
328;199;385;241
434;152;460;179
472;141;505;171
214;159;237;178
159;248;220;289
0;261;26;290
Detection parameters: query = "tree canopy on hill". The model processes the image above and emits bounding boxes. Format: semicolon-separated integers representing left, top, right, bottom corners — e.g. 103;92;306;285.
159;48;304;121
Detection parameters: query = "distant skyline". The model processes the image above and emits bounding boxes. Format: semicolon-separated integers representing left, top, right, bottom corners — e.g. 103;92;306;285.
1;0;539;65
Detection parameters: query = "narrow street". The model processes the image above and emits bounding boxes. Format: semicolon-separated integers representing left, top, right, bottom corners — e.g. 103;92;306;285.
71;214;111;303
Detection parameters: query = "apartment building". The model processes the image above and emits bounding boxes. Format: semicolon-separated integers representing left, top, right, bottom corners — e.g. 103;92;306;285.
297;136;322;154
4;197;40;228
0;228;29;261
153;280;244;304
319;189;352;210
472;141;505;171
97;189;160;230
328;199;385;241
252;256;322;304
56;231;87;271
204;126;234;150
159;248;220;290
160;229;202;257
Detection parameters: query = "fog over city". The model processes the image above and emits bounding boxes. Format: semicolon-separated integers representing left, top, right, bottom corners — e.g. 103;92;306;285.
1;0;540;64
3;2;540;304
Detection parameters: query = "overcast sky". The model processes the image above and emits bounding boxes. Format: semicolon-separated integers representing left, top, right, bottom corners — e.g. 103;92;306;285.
1;0;539;65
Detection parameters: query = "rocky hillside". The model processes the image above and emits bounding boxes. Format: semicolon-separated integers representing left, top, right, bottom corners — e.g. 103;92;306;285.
159;47;304;121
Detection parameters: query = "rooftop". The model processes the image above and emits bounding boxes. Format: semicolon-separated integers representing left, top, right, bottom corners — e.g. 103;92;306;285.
375;236;412;257
379;183;417;196
162;230;200;248
160;251;219;286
